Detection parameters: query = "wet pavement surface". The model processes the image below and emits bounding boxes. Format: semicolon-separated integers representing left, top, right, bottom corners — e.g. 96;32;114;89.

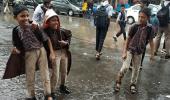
0;11;170;100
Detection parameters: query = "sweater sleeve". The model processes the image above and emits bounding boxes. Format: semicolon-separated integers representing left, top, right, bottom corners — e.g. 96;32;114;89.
12;26;23;51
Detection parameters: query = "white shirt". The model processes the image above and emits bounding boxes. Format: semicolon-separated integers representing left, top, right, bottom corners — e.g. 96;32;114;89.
32;4;45;24
116;11;127;22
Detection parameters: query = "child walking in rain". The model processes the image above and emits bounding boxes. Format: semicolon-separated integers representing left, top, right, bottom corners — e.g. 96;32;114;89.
11;5;54;100
113;4;127;41
43;9;72;99
114;8;154;94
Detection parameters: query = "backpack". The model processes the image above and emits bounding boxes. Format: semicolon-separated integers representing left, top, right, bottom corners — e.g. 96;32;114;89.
119;12;125;22
94;5;109;27
157;2;170;27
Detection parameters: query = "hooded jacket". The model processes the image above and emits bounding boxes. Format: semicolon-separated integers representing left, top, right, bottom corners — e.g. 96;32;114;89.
43;9;72;74
43;9;72;50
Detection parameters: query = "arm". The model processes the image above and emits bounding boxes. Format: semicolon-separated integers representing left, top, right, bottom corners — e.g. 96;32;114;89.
12;27;21;54
122;37;131;59
116;13;121;23
125;12;127;22
47;38;55;55
149;39;154;60
60;28;72;46
108;5;113;19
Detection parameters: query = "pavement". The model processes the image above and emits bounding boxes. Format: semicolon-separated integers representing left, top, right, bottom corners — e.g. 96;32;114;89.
0;13;170;100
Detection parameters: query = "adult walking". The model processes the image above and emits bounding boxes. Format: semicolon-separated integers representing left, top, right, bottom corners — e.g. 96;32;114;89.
32;0;51;24
95;0;113;60
154;0;170;59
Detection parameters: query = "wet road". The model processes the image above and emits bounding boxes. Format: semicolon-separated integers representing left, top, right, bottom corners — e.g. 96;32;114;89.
0;12;170;100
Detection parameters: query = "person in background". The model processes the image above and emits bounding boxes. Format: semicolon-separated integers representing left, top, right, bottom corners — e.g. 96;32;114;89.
113;4;127;41
149;13;159;37
87;0;94;18
3;0;10;14
32;0;51;24
95;0;113;60
154;0;170;59
82;0;88;17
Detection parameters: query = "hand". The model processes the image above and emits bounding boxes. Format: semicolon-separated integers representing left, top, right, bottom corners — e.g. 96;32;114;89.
31;21;38;29
11;47;20;54
122;52;127;60
150;55;154;63
49;52;56;65
58;40;68;47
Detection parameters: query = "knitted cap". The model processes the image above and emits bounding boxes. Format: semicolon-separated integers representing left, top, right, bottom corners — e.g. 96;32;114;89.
13;5;29;16
43;9;60;29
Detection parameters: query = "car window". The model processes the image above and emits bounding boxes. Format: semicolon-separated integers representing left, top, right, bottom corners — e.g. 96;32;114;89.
132;5;141;10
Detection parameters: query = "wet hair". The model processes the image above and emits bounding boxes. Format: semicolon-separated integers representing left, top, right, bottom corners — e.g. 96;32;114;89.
121;4;125;8
139;7;151;18
13;5;29;17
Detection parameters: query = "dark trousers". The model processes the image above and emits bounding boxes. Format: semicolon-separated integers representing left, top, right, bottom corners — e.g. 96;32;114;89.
140;46;146;66
163;40;165;49
116;22;126;40
96;26;108;52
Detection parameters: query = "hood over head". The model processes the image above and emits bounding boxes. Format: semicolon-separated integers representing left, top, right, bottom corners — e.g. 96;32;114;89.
43;9;60;29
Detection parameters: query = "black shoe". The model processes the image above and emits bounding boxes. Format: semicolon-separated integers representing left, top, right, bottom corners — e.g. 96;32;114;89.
51;93;57;100
60;85;71;94
26;97;36;100
44;94;53;100
165;55;170;59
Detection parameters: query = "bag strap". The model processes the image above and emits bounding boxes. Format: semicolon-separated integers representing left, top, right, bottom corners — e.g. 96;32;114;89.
146;25;152;41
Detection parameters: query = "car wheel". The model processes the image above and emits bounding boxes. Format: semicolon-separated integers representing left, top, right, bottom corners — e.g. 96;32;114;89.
68;10;74;16
127;16;135;25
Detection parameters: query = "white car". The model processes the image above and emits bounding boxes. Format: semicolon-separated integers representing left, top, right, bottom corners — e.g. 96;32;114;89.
126;4;161;24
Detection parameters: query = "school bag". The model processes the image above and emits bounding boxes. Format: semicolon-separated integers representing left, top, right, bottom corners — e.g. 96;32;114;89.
94;5;109;27
157;2;170;27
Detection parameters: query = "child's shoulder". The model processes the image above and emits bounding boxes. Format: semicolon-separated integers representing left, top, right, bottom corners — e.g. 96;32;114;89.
12;25;20;33
130;23;140;29
60;28;71;34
